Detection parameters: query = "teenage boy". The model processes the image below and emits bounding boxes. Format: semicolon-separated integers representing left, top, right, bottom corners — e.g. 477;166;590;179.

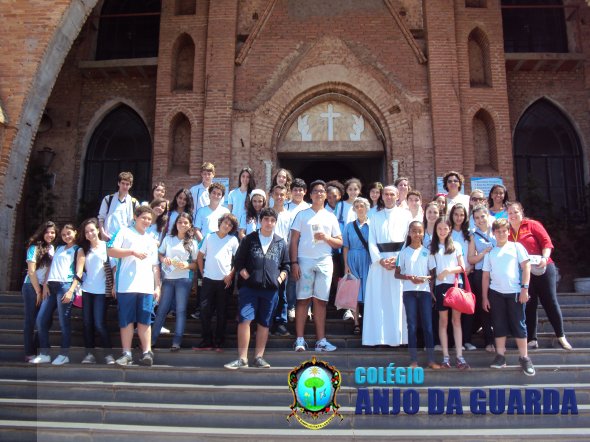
270;184;292;336
196;214;240;350
482;218;534;376
285;178;309;321
108;206;161;366
98;171;139;241
225;208;290;369
290;180;342;352
194;182;230;243
190;162;215;212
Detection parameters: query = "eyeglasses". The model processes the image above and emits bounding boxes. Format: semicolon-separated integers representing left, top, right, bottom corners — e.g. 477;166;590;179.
447;179;460;184
312;190;326;194
471;197;486;202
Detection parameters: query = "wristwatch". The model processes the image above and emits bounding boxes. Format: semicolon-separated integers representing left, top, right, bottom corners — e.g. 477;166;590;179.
521;284;529;289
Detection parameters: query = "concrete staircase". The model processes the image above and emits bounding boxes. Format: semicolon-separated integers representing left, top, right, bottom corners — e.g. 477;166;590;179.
0;290;588;441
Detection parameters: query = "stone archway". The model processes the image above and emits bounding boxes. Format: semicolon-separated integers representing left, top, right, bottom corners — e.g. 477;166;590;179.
0;1;98;290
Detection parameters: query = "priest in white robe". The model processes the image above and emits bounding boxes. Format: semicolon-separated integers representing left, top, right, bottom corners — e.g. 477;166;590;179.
362;185;412;346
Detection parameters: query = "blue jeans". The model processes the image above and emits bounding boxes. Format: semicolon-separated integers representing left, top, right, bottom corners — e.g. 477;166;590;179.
152;278;192;347
37;281;74;355
403;290;435;363
273;279;288;325
82;291;112;350
286;277;297;310
22;283;40;356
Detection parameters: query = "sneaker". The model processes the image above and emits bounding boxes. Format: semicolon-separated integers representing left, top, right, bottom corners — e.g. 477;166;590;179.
519;356;536;376
115;353;133;366
81;353;96;364
253;356;271;368
166;311;176;319
558;336;573;351
160;326;171;335
456;356;470;370
171;344;181;352
31;354;51;364
25;355;36;363
193;340;213;351
190;311;200;320
315;338;337;352
288;308;296;322
275;324;290;336
527;339;539;349
224;358;248;370
342;309;354;321
485;344;496;353
294;337;308;352
105;355;115;365
52;355;69;365
434;344;443;352
440;357;451;369
464;343;477;351
139;351;154;367
490;354;507;369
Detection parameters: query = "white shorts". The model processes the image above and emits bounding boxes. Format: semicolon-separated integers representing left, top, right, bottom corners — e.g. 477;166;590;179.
296;256;333;302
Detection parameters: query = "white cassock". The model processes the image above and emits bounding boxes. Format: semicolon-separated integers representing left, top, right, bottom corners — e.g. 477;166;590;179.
362;207;411;346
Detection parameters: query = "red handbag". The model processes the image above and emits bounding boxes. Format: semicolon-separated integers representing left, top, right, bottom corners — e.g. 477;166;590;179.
443;267;475;314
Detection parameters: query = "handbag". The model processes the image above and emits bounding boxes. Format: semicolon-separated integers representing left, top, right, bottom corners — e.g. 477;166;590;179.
103;243;115;297
443;267;476;314
335;274;360;310
72;285;83;308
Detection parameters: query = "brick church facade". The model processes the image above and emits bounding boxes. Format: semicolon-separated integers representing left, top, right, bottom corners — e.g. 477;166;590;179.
1;0;590;289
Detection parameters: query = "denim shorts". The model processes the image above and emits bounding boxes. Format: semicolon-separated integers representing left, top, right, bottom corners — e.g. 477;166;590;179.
238;286;278;328
117;292;154;327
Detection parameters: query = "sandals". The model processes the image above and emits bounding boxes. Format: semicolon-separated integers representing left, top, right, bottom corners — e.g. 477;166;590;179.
353;325;361;335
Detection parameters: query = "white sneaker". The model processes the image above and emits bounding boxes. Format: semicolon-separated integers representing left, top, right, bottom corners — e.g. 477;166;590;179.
434;344;443;352
52;355;70;365
81;353;96;364
315;338;337;352
161;326;171;335
294;337;308;352
288;308;296;322
342;309;354;321
105;355;116;365
30;354;51;364
464;343;477;351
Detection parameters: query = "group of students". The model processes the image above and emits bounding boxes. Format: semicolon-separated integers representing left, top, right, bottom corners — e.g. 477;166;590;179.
21;165;572;374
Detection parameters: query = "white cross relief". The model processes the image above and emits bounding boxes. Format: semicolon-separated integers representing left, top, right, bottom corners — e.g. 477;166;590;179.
320;104;341;141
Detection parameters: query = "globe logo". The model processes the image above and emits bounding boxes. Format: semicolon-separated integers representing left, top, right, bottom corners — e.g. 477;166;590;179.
287;356;343;430
296;366;334;412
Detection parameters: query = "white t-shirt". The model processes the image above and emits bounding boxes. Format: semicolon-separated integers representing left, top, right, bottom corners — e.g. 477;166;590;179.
291;207;341;259
274;210;292;243
285;200;310;217
189;183;210;212
451;230;471;272
483;242;529;294
111;227;159;294
228;188;248;220
158;235;199;280
446;193;470;212
428;244;463;286
47;245;79;283
199;233;239;280
82;241;114;294
98;193;135;238
24;244;54;284
397;245;431;292
194;205;230;238
259;231;273;254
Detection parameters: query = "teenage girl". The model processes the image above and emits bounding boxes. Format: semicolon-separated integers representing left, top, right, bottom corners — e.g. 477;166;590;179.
339;178;362;226
488;184;509;219
78;218;115;364
269;168;293;208
166;188;194;235
147;197;168;245
32;224;85;365
22;221;57;362
239;189;266;240
428;217;469;370
395;221;440;369
422;201;440;250
228;167;256;222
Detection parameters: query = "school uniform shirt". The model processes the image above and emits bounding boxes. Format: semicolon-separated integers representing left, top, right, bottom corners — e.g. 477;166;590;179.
189;183;210;212
82;241;114;294
227;188;248;221
98;193;135;238
291;207;341;259
158;235;199;280
451;230;471;272
194;205;230;238
428;244;463;285
472;228;496;271
199;233;239;281
47;245;79;283
284;200;310;217
274;210;293;243
397;245;431;292
24;245;54;284
111;227;159;294
239;213;260;235
483;242;529;294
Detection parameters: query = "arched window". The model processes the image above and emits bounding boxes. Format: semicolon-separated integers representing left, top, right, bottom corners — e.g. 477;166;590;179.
96;0;161;60
82;105;152;220
468;28;491;87
501;0;567;53
514;99;585;221
473;109;497;171
170;113;191;173
172;34;195;91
